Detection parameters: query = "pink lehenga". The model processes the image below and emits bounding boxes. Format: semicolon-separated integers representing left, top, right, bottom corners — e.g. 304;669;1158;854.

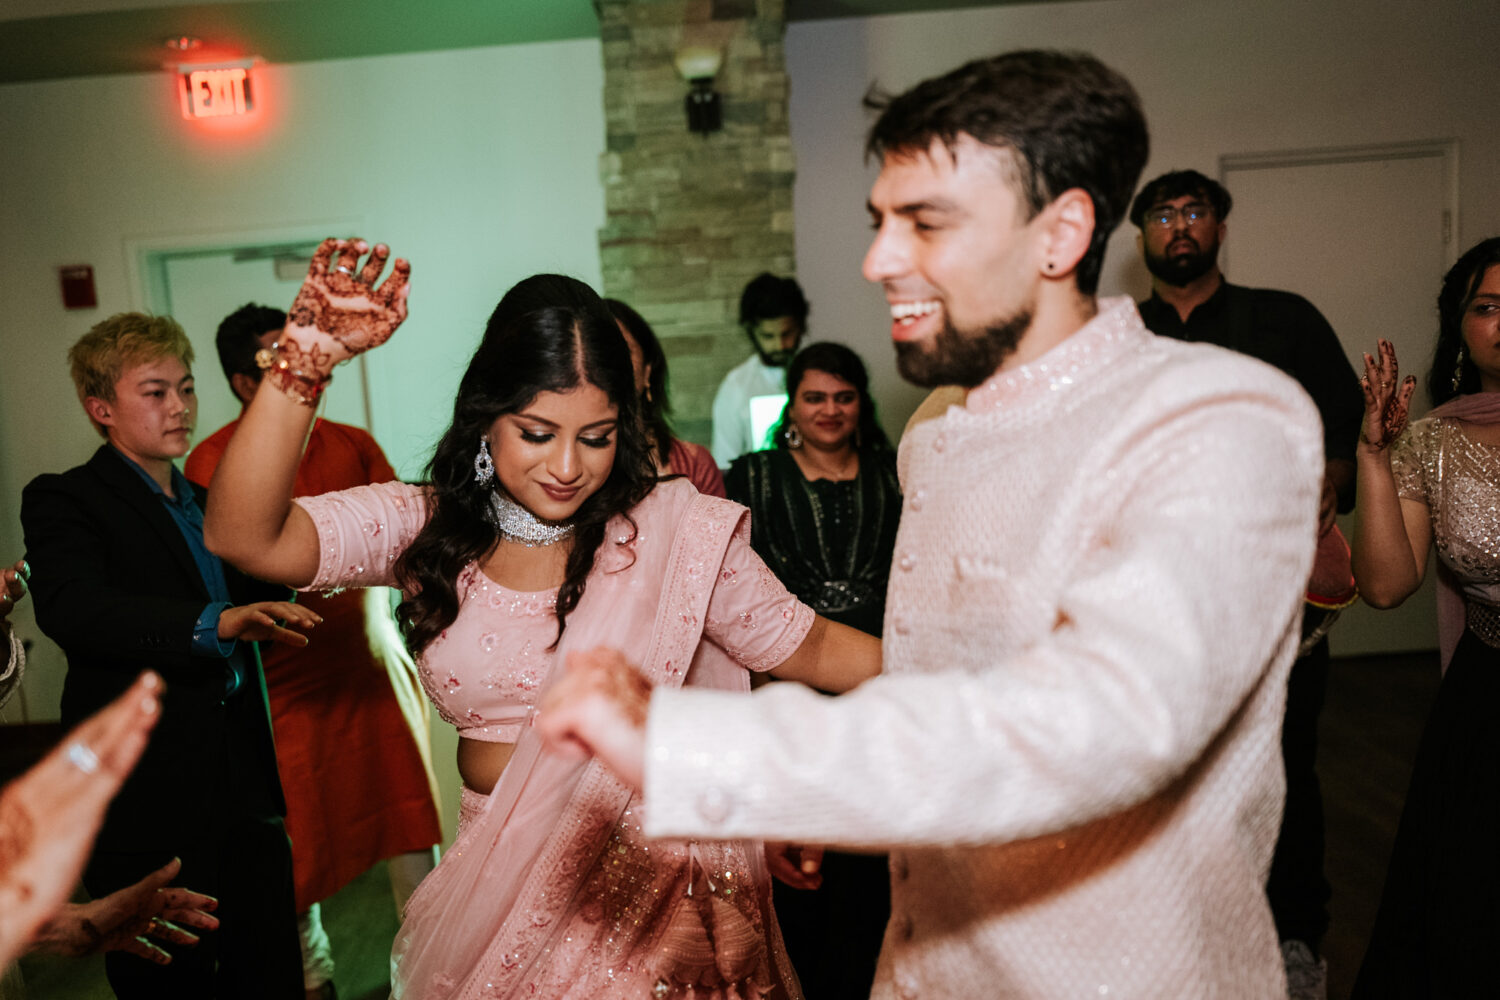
295;479;808;1000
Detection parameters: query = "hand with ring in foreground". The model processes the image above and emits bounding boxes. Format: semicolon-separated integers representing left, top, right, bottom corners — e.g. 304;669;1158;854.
0;671;162;968
536;647;651;791
30;856;218;963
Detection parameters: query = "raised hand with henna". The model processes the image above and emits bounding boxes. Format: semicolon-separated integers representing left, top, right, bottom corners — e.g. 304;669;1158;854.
280;237;412;379
30;856;218;964
1359;338;1418;452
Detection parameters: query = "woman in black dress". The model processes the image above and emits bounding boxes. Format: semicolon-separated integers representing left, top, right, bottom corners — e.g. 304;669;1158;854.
725;342;899;999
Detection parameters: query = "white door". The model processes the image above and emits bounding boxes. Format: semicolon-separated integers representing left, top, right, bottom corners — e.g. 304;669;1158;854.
147;244;374;442
1222;143;1455;656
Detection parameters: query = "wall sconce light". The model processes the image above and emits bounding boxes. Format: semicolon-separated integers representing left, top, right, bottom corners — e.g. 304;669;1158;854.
674;44;723;136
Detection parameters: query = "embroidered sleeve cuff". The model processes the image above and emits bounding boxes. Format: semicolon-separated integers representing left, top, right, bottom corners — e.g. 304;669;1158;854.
643;688;766;839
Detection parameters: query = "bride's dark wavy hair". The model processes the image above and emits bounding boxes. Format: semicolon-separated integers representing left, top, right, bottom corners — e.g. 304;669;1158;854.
393;274;657;654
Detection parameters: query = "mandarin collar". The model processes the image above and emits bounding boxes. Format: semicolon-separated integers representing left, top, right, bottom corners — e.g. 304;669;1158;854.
963;296;1147;414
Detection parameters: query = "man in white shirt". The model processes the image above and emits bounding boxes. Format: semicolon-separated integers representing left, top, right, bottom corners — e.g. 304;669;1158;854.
709;273;808;468
542;49;1321;998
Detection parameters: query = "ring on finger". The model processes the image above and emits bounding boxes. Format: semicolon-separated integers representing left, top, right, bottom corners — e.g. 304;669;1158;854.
67;740;101;774
334;265;354;275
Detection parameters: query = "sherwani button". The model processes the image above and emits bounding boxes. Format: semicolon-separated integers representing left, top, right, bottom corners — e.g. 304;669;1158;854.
695;787;732;825
895;971;920;999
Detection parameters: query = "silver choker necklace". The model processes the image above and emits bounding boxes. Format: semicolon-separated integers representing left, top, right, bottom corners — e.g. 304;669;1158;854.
485;490;575;547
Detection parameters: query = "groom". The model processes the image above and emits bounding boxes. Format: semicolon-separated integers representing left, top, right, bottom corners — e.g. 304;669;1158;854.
540;49;1322;997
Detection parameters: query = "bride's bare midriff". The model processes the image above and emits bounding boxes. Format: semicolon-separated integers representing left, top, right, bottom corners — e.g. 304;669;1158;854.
458;737;518;795
456;535;569;795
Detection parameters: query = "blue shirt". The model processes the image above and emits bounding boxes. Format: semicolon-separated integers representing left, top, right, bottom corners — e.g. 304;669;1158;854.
113;448;245;694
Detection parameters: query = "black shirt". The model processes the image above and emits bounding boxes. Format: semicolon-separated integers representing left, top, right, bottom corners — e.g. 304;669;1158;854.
724;447;901;640
1138;280;1363;466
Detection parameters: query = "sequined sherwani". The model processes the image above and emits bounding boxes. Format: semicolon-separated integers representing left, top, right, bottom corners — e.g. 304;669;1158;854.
643;298;1324;998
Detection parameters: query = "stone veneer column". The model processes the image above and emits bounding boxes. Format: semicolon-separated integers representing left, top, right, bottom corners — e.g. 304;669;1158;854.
597;0;794;446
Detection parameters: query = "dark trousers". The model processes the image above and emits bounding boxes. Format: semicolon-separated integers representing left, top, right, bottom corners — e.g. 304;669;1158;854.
82;688;301;1000
1352;630;1500;998
773;850;890;1000
85;814;302;1000
1266;621;1332;951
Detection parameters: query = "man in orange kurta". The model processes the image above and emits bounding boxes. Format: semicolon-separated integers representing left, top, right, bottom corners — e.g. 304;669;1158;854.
188;303;441;1000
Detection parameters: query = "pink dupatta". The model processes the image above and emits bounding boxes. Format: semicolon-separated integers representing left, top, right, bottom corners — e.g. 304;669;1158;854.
391;485;800;1000
1418;392;1500;670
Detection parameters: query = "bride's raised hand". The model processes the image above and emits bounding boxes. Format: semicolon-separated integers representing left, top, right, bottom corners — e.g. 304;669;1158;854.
280;237;411;379
1359;338;1417;452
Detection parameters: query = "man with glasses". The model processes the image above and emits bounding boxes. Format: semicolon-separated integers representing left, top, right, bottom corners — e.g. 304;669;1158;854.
1132;169;1363;1000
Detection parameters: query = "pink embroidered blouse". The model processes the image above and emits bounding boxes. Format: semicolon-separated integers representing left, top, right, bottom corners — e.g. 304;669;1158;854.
294;480;808;742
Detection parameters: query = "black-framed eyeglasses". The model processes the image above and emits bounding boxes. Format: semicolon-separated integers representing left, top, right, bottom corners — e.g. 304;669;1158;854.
1147;204;1212;229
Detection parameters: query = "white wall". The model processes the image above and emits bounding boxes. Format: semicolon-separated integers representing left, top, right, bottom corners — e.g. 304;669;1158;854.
0;38;608;722
786;0;1500;440
5;0;1499;716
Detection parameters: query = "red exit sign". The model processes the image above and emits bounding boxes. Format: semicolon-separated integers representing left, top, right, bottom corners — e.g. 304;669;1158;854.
177;65;254;119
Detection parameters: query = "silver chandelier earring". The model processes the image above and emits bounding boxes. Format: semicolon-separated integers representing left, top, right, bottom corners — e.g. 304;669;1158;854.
1452;344;1467;394
785;423;803;449
474;436;495;486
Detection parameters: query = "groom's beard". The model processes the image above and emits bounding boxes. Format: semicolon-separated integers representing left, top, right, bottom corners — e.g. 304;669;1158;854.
896;307;1033;389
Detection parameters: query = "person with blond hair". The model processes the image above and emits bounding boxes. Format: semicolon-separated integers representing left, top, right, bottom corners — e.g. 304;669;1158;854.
22;312;318;999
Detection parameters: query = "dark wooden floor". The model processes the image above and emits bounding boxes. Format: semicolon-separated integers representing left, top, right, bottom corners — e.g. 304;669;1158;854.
14;649;1440;999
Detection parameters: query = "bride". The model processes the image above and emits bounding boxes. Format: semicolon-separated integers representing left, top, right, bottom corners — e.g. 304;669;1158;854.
203;239;881;999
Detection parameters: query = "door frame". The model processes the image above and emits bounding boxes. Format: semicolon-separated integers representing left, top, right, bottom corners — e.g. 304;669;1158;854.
123;219;374;429
1219;139;1460;274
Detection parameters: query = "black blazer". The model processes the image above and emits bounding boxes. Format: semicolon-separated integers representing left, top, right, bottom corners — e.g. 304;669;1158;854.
22;445;286;850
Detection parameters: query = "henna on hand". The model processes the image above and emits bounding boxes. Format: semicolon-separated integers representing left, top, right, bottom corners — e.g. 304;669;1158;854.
1359;339;1417;451
276;336;339;380
75;917;105;953
0;796;37;901
283;237;411;368
595;653;652;729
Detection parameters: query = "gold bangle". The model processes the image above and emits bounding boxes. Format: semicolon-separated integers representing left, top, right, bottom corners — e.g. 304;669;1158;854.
255;347;330;406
